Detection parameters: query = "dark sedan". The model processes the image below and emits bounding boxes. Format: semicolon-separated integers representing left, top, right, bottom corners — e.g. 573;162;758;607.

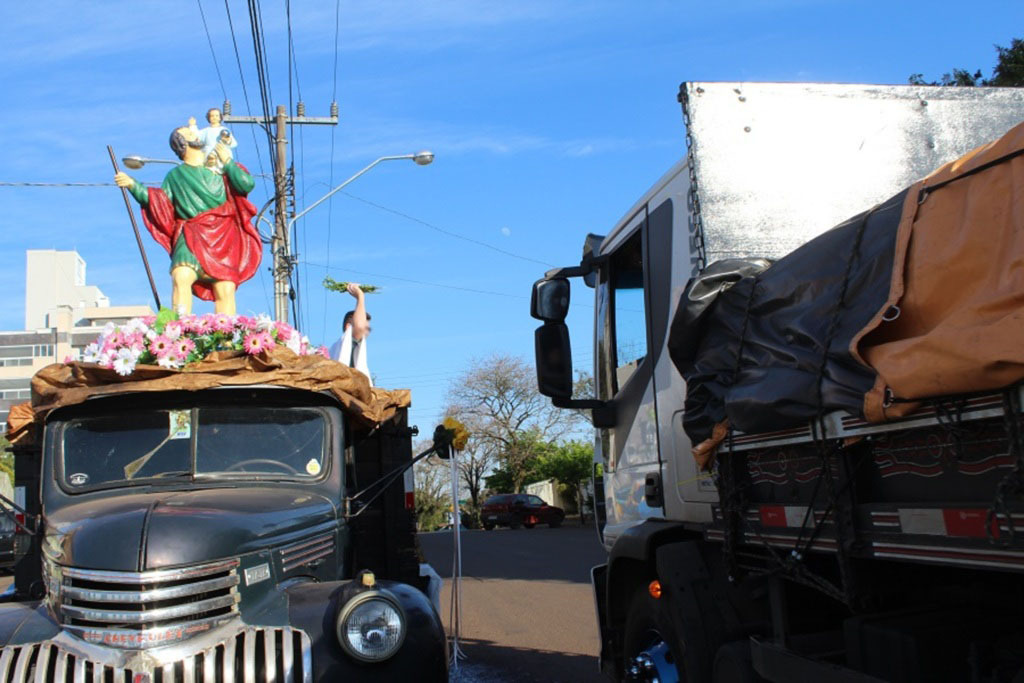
480;493;564;530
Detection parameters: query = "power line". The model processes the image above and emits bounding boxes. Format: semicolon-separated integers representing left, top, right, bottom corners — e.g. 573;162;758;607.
223;0;270;196
301;261;527;299
197;0;227;99
339;191;557;268
322;0;343;340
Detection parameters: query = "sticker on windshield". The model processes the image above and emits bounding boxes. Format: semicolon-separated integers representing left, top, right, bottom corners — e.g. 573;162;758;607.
169;410;191;440
69;473;89;486
305;459;321;476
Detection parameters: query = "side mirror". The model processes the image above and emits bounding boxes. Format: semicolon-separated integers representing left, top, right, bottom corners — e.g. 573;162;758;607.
531;278;570;322
534;323;573;399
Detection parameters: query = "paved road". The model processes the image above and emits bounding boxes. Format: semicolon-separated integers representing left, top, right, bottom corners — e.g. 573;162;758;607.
419;523;608;683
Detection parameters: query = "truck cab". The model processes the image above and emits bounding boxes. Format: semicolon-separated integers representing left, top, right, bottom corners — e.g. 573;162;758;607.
1;383;447;682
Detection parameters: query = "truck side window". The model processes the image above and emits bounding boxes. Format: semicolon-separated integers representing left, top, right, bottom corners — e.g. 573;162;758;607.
610;229;647;392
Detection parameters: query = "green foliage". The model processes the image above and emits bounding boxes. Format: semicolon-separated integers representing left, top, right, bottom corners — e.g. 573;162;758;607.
322;277;379;294
909;37;1024;87
535;440;592;486
0;436;12;487
414;489;449;532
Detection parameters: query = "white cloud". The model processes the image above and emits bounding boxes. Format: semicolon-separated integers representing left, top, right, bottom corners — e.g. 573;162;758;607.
500;227;511;237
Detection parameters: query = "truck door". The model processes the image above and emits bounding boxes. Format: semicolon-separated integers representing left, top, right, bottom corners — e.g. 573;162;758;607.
595;207;663;546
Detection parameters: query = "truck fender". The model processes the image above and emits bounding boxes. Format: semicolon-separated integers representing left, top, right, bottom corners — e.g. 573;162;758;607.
653;540;743;681
600;521;696;675
286;579;447;682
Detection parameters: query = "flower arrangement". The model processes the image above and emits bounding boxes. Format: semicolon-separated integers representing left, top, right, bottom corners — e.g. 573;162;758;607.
322;276;380;294
80;309;329;376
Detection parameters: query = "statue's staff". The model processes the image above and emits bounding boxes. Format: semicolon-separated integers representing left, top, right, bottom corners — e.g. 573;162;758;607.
106;145;162;310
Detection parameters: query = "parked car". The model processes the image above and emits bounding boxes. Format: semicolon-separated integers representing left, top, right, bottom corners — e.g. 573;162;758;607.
480;493;564;530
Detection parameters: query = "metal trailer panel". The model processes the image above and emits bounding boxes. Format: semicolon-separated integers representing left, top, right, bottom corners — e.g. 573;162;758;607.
681;82;1024;266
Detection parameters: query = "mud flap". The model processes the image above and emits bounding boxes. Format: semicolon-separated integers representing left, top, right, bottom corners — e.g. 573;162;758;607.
654;541;740;681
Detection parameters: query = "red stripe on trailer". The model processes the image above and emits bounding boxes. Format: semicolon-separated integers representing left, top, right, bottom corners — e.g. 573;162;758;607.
404;491;415;510
942;508;1000;539
759;506;788;527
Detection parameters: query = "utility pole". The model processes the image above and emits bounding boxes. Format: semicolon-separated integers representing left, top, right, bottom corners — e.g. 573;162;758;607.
223;100;338;323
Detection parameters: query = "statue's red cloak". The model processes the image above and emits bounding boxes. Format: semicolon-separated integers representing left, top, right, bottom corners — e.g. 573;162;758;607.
140;166;261;302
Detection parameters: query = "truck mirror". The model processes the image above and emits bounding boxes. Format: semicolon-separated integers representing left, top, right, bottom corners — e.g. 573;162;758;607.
535;322;573;399
530;278;570;322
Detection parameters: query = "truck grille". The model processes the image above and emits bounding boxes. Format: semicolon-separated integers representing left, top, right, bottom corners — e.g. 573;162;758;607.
0;627;312;683
55;559;241;645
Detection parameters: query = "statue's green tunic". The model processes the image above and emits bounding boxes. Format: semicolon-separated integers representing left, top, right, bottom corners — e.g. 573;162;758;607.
128;161;260;301
129;162;255;279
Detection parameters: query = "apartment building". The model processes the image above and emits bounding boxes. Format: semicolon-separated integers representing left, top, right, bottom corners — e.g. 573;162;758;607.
0;250;153;431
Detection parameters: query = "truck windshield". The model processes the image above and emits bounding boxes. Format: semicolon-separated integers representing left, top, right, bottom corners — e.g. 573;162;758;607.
59;406;327;490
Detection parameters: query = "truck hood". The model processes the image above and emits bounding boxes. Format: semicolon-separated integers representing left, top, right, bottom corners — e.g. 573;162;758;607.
44;487;337;571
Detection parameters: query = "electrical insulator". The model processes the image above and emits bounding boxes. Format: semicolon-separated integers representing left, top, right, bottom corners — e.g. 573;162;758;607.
223;99;231;116
296;101;305;117
330;101;339;119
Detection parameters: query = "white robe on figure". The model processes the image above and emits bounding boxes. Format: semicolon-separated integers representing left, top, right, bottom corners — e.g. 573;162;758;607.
329;326;372;387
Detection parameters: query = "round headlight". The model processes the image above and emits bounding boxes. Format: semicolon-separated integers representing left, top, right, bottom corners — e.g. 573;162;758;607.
336;593;407;662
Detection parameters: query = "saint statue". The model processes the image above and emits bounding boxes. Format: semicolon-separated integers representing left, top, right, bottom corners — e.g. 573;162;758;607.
189;108;237;173
114;122;261;315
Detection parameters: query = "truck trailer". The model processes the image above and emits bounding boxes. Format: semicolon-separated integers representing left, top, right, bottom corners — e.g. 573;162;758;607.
532;82;1024;682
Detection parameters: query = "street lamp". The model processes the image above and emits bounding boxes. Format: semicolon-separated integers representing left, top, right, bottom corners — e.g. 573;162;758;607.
272;150;434;322
286;150;434;233
121;156;178;169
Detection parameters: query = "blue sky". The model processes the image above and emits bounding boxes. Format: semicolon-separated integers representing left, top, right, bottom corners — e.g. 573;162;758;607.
1;1;1022;432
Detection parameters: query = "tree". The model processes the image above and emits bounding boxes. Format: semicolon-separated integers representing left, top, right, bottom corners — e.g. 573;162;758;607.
536;440;593;522
413;445;451;532
909;37;1024;87
445;354;583;493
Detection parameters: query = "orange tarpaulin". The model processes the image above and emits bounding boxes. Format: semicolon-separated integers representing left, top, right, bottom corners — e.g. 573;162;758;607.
6;348;410;444
855;121;1024;421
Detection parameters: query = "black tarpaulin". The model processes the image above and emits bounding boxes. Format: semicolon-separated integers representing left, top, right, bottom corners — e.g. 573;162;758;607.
670;187;908;447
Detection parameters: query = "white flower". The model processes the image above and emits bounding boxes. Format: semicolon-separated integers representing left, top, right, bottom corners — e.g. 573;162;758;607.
124;318;148;335
157;355;182;369
232;329;243;345
255;313;274;331
145;329;158;341
102;322;116;337
113;356;135;376
163;321;182;341
82;343;100;363
286;333;302;355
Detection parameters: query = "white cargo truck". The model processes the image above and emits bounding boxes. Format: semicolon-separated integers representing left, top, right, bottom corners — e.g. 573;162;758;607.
531;83;1024;682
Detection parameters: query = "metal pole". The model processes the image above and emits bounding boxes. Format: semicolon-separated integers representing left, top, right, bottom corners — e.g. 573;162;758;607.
107;145;162;310
273;105;289;323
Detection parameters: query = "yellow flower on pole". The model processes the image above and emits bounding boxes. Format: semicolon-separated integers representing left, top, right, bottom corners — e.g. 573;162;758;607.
442;416;470;452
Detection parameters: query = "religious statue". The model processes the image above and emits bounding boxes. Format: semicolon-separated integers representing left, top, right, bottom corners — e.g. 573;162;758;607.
114;121;261;315
189;107;237;173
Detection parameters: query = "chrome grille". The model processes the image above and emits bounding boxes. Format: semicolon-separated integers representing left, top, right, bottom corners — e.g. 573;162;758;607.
0;627;312;683
55;560;240;645
279;534;333;573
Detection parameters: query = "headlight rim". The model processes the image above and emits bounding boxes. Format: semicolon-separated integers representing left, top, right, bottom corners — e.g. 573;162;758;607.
335;589;408;663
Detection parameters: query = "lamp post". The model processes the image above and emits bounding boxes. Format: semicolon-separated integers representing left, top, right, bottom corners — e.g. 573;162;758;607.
120;156;178;169
273;151;434;323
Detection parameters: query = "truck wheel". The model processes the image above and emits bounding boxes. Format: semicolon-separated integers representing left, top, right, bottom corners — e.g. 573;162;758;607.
713;641;765;683
622;588;683;682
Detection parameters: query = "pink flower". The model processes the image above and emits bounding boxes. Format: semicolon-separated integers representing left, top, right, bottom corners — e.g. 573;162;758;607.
163;321;183;340
150;335;174;358
242;331;273;355
212;313;234;334
317;345;329;358
175;338;196;358
236;315;257;332
273;322;293;341
140;315;157;326
190;316;213;335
